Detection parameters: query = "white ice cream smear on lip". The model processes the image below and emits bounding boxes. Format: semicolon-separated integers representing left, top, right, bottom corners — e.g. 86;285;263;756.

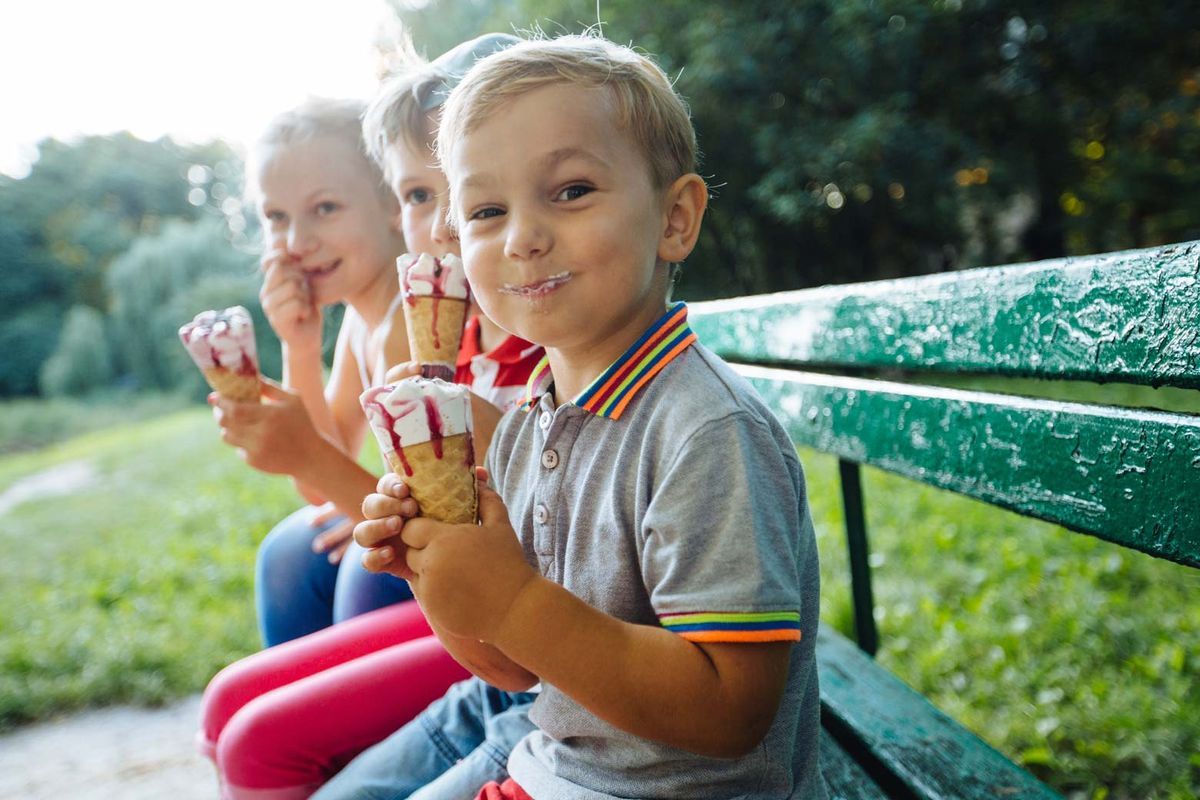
360;378;473;460
179;306;258;373
399;253;470;301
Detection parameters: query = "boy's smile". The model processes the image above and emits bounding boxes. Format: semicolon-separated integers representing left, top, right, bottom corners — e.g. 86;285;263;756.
448;84;673;389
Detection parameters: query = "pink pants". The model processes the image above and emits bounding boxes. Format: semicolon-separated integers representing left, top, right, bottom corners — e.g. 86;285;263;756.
475;779;532;800
198;601;469;799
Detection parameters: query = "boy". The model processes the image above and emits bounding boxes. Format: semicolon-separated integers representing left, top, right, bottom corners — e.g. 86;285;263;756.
357;34;826;799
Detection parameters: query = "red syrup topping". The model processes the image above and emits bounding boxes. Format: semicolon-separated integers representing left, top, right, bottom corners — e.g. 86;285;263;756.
238;352;257;377
423;396;445;459
363;392;417;476
405;257;454;350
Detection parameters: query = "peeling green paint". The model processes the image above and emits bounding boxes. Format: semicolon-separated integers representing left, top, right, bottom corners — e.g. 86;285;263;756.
690;242;1200;389
742;367;1200;567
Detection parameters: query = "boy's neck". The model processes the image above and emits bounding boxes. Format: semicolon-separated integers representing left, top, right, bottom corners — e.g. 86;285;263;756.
546;301;670;407
345;264;400;329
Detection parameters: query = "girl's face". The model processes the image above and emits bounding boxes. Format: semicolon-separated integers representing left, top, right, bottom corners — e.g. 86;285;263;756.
255;135;403;308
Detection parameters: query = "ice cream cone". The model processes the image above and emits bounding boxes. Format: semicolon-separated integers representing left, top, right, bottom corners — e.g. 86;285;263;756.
399;253;470;379
361;379;477;524
180;306;261;403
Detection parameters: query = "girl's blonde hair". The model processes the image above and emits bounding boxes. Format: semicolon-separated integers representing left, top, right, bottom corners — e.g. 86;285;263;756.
245;97;392;203
437;34;698;192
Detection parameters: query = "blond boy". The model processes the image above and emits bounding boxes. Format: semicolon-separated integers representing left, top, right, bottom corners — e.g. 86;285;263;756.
358;34;826;799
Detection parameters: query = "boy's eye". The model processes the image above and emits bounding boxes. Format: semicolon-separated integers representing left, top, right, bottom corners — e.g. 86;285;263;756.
316;201;339;216
264;210;286;224
405;188;431;206
469;206;505;222
556;184;593;202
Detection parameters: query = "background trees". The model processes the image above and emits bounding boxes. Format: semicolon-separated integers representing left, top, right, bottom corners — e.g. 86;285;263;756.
2;0;1198;399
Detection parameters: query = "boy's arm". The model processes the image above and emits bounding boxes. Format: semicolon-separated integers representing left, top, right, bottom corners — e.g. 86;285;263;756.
498;578;791;758
401;483;794;759
424;616;538;692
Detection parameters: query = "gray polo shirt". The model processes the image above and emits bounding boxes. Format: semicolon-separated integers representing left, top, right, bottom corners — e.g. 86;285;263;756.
486;303;826;799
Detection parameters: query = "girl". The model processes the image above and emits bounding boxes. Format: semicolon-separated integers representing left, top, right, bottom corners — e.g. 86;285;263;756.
212;98;414;646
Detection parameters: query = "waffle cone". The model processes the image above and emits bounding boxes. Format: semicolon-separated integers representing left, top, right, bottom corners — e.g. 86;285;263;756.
203;367;260;403
405;296;467;367
386;433;477;524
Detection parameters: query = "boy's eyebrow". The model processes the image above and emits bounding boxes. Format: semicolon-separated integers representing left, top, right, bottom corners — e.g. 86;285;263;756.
304;188;337;202
539;146;610;172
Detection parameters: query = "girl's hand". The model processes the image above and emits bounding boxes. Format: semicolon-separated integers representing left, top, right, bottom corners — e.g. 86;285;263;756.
211;378;320;475
310;502;355;564
259;248;323;356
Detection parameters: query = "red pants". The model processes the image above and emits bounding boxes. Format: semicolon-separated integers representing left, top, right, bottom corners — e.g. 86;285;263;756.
475;779;533;800
198;601;469;798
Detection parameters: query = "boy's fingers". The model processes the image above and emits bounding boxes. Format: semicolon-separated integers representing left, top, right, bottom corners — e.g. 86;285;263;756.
400;517;436;549
361;492;406;520
375;474;411;499
354;517;401;548
383;362;421;384
360;544;395;573
258;376;291;402
476;482;507;524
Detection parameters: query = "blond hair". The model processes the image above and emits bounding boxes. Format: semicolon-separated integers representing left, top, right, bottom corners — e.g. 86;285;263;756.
246;97;392;203
437;34;697;191
362;37;449;186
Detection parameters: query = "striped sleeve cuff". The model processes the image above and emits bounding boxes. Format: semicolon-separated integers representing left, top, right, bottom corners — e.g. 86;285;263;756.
659;611;802;643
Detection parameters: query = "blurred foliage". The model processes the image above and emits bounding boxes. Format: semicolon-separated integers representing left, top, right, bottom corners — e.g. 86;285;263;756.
0;134;248;397
0;392;190;455
38;305;113;397
105;219;268;395
389;0;1200;299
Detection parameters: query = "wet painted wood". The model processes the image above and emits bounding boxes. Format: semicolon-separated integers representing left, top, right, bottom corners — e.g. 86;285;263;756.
691;241;1200;389
740;366;1200;568
819;728;890;799
818;626;1061;800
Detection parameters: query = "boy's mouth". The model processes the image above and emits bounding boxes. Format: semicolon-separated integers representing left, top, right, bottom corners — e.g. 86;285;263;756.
302;260;341;280
499;272;572;298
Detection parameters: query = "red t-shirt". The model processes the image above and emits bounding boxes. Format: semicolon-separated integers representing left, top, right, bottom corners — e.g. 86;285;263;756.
455;316;544;413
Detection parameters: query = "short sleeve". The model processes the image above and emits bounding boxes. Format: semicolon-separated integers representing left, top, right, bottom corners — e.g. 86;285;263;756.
641;411;812;643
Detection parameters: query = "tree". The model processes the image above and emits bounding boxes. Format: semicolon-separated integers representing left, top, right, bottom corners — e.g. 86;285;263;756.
38;305;114;397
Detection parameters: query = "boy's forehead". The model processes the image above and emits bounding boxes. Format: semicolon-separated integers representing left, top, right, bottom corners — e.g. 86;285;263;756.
451;85;632;177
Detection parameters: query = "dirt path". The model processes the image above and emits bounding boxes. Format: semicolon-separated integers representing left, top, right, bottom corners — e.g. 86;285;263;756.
0;695;215;799
0;459;97;517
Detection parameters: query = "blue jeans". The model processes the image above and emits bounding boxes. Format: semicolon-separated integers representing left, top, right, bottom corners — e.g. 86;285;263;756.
255;506;414;646
312;678;538;800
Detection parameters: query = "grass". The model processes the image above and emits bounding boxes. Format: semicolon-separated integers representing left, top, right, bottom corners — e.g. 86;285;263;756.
0;398;1196;798
0;391;192;455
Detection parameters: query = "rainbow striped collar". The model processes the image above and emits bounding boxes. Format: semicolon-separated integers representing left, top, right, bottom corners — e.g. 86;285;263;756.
520;302;697;420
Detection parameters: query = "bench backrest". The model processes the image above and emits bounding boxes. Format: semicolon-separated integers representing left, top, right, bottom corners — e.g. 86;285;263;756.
690;241;1200;653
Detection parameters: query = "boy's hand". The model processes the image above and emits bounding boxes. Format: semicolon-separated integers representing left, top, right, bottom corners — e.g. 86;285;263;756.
382;361;421;385
259;247;322;356
310;502;355;564
355;474;421;580
211;378;319;475
402;467;536;642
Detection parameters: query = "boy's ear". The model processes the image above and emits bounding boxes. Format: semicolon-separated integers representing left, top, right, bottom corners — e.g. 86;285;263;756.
658;173;708;265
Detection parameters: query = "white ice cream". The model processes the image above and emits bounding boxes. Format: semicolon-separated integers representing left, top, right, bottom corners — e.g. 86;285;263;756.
399;253;470;301
360;378;473;456
179;306;259;373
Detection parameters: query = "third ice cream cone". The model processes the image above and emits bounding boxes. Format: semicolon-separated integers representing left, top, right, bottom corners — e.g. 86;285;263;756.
400;253;470;379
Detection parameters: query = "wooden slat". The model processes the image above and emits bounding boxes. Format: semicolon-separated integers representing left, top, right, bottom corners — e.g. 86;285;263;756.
818;626;1061;800
690;241;1200;389
738;366;1200;567
820;728;891;799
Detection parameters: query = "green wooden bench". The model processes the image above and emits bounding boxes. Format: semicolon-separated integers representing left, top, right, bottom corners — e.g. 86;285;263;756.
689;240;1200;799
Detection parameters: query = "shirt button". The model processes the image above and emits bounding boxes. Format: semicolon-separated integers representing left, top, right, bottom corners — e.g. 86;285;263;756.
539;412;551;430
541;449;560;470
533;504;549;524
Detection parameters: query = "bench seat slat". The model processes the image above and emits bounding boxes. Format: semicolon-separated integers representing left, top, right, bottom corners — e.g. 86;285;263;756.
818;626;1060;800
819;728;891;799
737;366;1200;567
691;242;1200;389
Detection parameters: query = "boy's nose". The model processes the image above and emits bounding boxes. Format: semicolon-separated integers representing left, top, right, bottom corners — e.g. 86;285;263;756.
504;212;551;261
431;202;457;246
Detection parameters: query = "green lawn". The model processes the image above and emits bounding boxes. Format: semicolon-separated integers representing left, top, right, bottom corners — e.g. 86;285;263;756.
0;403;1196;798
